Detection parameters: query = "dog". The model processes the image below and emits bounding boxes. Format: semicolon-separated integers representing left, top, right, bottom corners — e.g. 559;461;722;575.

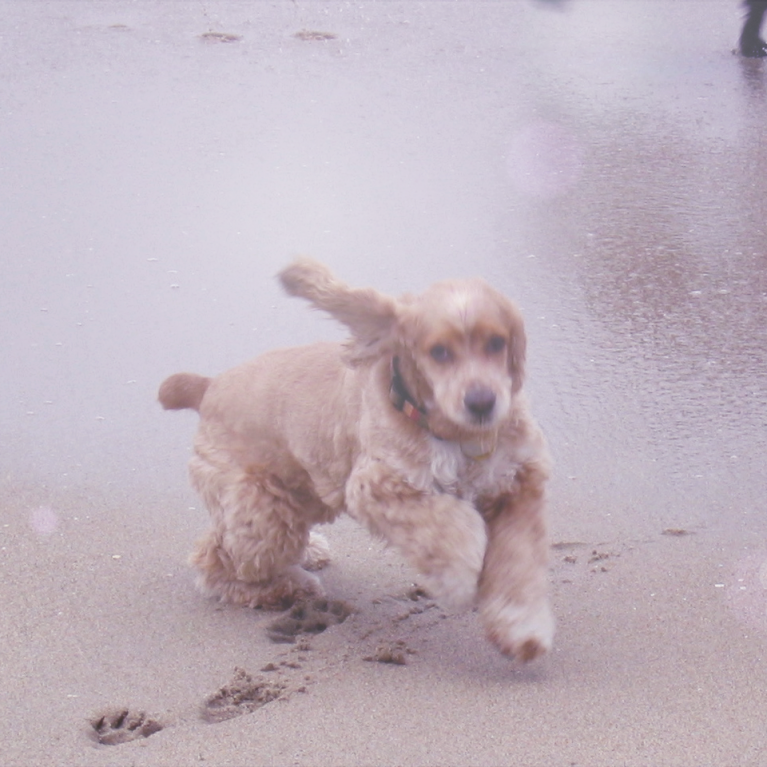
159;258;553;661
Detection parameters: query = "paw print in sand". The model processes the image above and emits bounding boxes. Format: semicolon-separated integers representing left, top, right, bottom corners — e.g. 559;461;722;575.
266;598;353;644
202;667;286;723
89;708;163;745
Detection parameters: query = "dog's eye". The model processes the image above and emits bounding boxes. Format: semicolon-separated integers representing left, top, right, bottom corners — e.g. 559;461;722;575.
486;335;506;355
429;344;452;363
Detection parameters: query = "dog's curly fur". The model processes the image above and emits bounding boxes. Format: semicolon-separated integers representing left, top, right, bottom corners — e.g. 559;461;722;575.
159;258;553;661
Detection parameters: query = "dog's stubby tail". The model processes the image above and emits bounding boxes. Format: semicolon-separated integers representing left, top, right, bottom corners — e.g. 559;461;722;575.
158;373;211;412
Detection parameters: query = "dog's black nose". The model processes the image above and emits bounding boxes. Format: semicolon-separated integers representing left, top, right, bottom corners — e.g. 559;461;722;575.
464;386;496;419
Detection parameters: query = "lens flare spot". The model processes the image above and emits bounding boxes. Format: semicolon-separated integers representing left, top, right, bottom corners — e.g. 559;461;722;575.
29;506;59;537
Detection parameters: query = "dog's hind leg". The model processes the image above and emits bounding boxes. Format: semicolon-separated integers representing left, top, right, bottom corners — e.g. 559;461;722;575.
188;456;327;609
189;531;322;609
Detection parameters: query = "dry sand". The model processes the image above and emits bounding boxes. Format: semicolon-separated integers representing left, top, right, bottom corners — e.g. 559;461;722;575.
4;475;767;766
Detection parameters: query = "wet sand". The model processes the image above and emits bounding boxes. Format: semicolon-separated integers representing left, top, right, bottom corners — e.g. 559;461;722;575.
2;2;767;765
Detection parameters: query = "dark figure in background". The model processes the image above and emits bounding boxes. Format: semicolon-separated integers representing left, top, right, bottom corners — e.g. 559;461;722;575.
740;0;767;57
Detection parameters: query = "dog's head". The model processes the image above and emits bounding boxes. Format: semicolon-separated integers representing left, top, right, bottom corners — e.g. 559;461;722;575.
279;258;526;439
396;278;525;438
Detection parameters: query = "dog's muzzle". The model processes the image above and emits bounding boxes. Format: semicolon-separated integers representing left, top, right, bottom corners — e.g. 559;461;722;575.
464;385;496;422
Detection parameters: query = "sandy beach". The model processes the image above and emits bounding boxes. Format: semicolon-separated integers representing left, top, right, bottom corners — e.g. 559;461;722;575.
2;1;767;765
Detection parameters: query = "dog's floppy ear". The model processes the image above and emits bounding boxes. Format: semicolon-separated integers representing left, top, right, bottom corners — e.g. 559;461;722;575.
504;301;527;395
279;258;399;363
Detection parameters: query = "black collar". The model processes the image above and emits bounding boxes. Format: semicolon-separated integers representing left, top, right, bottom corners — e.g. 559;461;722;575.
389;356;429;428
388;356;496;460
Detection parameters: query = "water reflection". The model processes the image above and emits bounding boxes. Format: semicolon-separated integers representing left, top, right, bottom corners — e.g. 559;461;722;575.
739;55;767;96
493;13;767;528
560;105;767;464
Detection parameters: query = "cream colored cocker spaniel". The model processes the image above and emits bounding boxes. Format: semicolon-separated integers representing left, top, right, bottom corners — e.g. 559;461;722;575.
159;258;553;661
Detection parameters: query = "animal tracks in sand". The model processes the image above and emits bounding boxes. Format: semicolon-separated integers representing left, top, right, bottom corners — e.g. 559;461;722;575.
84;536;696;744
196;532;703;728
201;666;289;723
202;591;434;721
552;541;621;578
266;598;354;643
552;529;699;584
86;587;441;742
89;708;163;745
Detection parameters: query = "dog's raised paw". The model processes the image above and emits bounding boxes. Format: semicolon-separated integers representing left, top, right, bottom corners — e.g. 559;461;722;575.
266;598;353;644
89;708;163;745
482;599;555;662
202;667;286;723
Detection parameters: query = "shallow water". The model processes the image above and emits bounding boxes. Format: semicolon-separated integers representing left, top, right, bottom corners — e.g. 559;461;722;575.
1;1;765;562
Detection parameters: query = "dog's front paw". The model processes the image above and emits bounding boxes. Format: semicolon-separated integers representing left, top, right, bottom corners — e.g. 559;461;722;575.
422;562;481;612
420;518;487;612
481;598;554;662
